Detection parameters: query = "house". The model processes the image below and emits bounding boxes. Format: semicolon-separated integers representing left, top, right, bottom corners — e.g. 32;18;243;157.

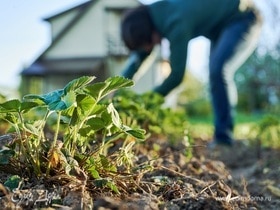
20;0;151;95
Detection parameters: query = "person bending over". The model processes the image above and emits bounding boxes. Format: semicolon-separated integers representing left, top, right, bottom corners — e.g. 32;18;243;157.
120;0;262;147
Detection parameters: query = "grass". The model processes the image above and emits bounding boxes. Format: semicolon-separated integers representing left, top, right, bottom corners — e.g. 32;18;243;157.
188;111;269;125
187;111;280;148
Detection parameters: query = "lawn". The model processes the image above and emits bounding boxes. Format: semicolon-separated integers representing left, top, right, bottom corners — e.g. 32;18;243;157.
188;111;280;148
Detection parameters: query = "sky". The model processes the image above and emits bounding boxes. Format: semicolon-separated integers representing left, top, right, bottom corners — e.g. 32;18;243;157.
0;0;88;95
0;0;278;98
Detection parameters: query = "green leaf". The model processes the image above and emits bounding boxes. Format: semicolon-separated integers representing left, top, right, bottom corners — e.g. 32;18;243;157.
124;128;146;139
1;113;17;124
78;126;94;137
76;94;96;116
0;149;15;164
61;105;76;118
100;109;114;125
86;117;106;131
99;154;110;169
44;90;64;104
20;101;43;113
85;76;133;101
0;99;45;113
106;180;120;194
48;101;66;111
4;175;21;191
84;82;106;101
94;179;107;188
64;76;96;94
99;154;117;172
104;76;134;91
107;103;122;129
22;94;47;107
88;166;100;179
38;90;76;111
93;179;119;194
62;91;76;108
69;107;79;126
23;94;45;103
0;99;21;113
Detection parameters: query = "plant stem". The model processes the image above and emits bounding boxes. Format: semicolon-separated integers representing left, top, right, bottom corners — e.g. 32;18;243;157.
53;111;61;150
46;111;61;176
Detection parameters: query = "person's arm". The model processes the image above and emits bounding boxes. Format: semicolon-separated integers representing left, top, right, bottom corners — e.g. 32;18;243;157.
122;50;151;79
153;39;188;96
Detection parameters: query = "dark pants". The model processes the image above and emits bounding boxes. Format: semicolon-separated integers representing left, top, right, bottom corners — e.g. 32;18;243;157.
209;11;262;144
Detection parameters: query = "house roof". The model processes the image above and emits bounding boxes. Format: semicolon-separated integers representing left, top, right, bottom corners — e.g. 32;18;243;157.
43;1;93;22
21;57;104;76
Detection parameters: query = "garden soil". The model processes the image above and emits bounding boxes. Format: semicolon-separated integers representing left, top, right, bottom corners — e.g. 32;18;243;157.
0;135;279;210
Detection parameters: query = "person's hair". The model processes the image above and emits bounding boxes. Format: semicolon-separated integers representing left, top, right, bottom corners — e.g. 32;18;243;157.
121;5;155;51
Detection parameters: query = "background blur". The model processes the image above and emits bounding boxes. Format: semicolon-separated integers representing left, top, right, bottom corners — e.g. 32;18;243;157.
0;0;279;113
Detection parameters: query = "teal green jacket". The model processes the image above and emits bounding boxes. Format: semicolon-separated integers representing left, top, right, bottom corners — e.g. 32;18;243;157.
122;0;256;96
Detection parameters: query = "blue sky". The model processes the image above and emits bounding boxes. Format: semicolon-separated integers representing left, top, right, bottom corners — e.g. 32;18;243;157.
0;0;278;98
0;0;88;92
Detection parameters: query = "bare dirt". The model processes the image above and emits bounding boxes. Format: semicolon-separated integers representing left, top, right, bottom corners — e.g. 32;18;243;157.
0;134;279;210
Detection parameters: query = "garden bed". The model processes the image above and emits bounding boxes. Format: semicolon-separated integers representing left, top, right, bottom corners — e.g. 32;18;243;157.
0;76;279;209
0;135;279;210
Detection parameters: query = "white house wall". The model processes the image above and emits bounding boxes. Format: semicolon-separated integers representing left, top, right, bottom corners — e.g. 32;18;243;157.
102;0;140;8
45;0;140;59
48;9;80;40
45;4;106;59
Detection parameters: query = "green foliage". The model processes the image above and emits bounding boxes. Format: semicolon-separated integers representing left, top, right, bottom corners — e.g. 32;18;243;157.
183;98;212;117
0;76;146;193
178;72;206;102
112;90;189;144
4;175;21;191
236;52;280;112
188;111;280;149
0;75;194;195
249;115;280;149
178;72;212;117
0;149;15;164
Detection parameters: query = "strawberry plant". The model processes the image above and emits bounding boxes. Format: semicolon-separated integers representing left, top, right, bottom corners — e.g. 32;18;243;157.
112;89;192;155
113;90;189;138
0;76;145;192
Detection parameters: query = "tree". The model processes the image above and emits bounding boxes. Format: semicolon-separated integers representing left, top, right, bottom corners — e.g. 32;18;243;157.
236;51;280;112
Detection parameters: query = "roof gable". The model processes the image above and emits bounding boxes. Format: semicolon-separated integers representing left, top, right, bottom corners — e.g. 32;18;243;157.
39;1;96;59
43;1;92;22
22;0;141;76
44;1;95;44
